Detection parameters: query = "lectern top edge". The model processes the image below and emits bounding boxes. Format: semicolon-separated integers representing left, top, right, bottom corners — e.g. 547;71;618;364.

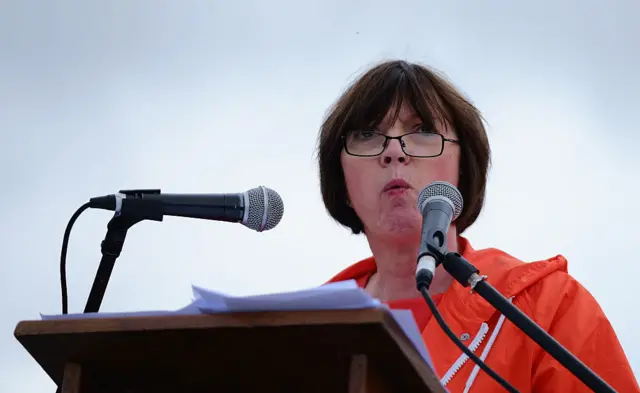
14;307;391;337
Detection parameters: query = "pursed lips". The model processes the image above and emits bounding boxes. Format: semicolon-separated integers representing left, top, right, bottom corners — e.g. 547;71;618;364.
382;179;412;193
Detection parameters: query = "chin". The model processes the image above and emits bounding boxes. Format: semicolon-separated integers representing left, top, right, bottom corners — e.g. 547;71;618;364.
378;215;422;243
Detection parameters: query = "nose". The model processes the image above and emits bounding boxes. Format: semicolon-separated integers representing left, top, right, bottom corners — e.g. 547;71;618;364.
380;136;410;166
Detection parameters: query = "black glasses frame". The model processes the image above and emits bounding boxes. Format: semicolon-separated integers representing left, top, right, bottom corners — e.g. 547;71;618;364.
342;131;459;158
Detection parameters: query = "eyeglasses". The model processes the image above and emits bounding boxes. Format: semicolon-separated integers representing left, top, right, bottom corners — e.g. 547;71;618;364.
343;130;459;157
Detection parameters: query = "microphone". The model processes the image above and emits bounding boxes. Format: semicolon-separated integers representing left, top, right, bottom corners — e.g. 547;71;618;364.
87;186;285;232
60;186;284;317
415;181;463;289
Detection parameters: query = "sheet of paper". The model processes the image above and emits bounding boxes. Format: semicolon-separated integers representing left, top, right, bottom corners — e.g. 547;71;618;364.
192;279;381;313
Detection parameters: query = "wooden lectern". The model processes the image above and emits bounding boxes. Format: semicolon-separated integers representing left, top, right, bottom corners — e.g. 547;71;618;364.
14;308;446;393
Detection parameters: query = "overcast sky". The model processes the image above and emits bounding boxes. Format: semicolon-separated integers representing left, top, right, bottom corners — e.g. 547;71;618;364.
1;1;638;391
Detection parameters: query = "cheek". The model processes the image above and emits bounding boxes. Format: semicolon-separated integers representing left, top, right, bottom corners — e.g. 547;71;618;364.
341;155;375;204
415;154;460;189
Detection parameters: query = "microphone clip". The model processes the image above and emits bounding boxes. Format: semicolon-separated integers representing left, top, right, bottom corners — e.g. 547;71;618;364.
441;251;482;290
116;189;164;221
84;189;165;314
89;189;165;222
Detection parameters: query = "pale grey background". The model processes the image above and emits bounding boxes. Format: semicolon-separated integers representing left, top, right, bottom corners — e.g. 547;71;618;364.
1;1;638;391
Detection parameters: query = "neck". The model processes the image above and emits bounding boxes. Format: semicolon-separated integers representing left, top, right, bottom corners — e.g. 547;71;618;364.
365;227;458;302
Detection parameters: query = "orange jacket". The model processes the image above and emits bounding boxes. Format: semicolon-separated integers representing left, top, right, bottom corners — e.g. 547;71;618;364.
327;237;639;392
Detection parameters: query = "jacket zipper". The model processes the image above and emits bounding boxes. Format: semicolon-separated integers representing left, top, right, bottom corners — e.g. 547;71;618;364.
440;322;490;386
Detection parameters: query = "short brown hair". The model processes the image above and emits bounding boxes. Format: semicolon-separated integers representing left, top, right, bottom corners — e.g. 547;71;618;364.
316;60;491;235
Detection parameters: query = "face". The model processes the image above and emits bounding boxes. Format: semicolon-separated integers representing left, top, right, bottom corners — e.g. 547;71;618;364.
340;104;460;243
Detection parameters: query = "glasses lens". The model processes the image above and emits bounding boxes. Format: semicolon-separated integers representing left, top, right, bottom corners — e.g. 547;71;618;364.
402;132;443;157
345;131;387;156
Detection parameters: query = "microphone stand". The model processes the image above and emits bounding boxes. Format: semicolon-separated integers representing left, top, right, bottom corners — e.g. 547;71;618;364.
440;251;617;393
54;192;165;393
54;191;164;393
84;190;164;313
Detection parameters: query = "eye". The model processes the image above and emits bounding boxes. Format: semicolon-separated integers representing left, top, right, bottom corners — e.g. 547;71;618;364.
353;130;377;139
413;124;434;133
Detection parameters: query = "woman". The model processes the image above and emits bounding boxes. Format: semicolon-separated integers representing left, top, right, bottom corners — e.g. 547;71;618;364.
317;60;638;392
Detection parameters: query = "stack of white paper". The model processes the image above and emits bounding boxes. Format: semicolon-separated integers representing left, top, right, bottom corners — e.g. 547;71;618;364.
40;279;434;369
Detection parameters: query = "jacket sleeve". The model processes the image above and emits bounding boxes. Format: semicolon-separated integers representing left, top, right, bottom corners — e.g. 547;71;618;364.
530;273;639;392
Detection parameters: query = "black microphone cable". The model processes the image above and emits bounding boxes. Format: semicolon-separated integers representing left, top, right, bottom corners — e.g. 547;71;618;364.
60;202;92;315
417;278;520;393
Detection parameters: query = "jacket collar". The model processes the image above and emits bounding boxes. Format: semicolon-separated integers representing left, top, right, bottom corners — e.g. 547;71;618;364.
325;235;569;325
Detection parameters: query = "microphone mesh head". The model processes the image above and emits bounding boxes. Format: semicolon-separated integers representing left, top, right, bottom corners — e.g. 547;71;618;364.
417;181;464;220
244;186;284;232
